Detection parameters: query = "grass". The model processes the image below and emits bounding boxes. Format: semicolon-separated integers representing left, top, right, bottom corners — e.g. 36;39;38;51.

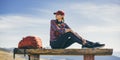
0;50;25;60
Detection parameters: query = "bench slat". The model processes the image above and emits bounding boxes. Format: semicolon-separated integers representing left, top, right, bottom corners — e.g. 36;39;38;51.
14;48;113;55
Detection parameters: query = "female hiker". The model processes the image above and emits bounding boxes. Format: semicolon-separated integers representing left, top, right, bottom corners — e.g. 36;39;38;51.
50;10;105;49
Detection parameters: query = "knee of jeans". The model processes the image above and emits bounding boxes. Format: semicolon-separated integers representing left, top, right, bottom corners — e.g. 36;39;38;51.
50;43;61;49
66;32;73;35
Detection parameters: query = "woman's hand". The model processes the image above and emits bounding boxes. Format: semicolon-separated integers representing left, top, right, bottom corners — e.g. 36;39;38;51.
65;29;73;33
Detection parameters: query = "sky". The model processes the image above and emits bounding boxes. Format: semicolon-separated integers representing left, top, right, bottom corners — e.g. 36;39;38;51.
0;0;120;52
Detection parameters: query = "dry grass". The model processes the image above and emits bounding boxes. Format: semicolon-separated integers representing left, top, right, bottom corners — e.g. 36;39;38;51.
0;50;25;60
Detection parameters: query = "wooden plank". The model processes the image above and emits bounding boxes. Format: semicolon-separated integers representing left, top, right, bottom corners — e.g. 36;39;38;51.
14;48;113;55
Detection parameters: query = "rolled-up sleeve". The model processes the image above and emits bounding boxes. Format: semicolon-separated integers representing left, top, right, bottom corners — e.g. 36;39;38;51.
64;23;71;29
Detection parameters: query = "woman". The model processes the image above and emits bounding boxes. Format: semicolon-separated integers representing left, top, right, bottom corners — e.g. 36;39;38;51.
50;10;105;49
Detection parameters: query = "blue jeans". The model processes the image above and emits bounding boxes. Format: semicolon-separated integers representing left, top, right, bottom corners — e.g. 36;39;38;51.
50;32;83;49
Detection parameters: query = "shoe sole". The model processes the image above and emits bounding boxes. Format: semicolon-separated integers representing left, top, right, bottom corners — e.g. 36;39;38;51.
93;45;105;48
82;45;105;49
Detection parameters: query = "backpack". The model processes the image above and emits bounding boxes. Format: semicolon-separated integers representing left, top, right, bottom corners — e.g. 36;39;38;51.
18;36;42;49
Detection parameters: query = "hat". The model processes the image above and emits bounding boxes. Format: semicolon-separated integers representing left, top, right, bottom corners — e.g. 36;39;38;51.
54;10;64;15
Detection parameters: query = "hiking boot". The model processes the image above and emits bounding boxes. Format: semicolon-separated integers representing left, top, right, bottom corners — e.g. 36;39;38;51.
82;43;93;48
82;42;105;48
86;40;94;45
92;42;105;48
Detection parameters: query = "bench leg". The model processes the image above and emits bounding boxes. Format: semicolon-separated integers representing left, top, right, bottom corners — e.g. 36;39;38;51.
28;54;40;60
84;55;94;60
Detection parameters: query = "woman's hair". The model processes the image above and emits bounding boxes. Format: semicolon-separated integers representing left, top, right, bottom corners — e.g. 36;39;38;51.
62;17;64;22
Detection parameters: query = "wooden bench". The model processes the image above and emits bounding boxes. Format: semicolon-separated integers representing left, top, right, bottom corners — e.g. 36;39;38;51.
13;48;113;60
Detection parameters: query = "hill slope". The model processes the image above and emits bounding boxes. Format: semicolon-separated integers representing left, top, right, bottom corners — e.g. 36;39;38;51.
0;50;25;60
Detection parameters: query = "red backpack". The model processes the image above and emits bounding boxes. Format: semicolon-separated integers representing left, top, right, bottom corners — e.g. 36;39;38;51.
18;36;42;49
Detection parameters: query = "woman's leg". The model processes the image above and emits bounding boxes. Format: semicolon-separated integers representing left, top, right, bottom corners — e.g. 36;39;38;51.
50;32;77;49
50;32;104;49
67;32;95;45
62;39;75;48
64;32;95;48
65;32;84;44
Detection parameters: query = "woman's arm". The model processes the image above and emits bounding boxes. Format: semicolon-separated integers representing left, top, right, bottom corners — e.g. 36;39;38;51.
64;23;73;33
64;23;71;29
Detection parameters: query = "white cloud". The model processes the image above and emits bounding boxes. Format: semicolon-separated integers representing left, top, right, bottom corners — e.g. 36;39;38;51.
68;3;120;24
66;2;120;34
34;9;52;14
75;26;120;33
0;15;49;29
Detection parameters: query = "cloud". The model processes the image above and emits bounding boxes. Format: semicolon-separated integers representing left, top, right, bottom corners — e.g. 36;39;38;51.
66;3;120;25
34;9;52;14
75;26;120;33
0;15;49;29
65;2;120;33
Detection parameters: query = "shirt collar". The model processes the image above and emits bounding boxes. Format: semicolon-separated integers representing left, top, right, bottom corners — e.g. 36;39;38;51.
56;19;63;24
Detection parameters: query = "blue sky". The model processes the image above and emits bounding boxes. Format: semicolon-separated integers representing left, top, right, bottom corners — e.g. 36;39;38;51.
0;0;120;52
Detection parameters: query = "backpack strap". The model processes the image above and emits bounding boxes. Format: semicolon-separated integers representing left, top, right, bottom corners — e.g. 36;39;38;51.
13;48;17;59
13;48;26;59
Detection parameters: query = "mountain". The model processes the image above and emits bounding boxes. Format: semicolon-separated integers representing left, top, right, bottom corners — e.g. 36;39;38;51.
113;52;120;58
40;55;120;60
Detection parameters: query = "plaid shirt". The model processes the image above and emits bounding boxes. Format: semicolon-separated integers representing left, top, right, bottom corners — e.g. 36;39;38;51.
50;20;70;41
